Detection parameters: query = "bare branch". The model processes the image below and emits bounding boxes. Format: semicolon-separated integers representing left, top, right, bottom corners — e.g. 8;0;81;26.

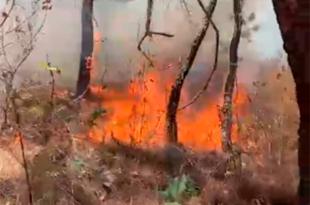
12;10;47;76
0;1;49;128
4;7;40;35
137;0;174;67
0;5;50;199
137;33;154;66
0;0;15;28
0;28;13;70
179;0;220;110
148;31;174;37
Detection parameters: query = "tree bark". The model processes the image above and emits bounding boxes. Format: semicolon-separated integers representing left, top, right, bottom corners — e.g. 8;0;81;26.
221;0;243;152
165;0;217;144
75;0;94;98
272;0;310;204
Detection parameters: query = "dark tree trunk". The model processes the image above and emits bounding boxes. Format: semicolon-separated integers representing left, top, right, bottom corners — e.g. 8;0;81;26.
221;0;243;152
272;0;310;204
75;0;94;98
165;0;217;144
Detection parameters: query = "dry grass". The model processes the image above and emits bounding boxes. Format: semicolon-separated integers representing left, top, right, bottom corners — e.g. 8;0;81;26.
0;68;299;205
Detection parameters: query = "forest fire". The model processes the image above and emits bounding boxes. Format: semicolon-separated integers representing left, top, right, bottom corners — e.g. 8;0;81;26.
86;29;248;151
0;0;304;204
87;69;248;151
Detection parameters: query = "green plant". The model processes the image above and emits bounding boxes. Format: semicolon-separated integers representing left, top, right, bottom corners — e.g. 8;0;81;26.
159;175;200;204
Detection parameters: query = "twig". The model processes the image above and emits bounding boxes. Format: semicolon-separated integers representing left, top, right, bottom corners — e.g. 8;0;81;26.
17;131;33;205
0;28;14;127
0;0;15;28
148;31;174;37
0;28;13;70
49;71;55;103
0;4;49;203
179;0;220;110
46;54;56;106
4;8;39;34
12;10;48;76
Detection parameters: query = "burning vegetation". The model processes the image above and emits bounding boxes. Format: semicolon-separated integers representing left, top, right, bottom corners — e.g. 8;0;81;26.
0;0;308;205
87;69;247;151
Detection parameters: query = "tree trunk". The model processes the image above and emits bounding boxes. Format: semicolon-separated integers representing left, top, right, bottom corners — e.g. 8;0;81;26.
272;1;310;204
165;0;217;144
75;0;94;98
221;0;243;152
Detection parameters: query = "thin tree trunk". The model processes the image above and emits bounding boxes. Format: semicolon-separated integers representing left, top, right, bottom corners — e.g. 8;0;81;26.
220;0;243;152
165;0;217;144
75;0;94;98
272;1;310;204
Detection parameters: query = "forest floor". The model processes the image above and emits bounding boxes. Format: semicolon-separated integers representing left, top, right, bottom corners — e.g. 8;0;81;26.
0;69;299;205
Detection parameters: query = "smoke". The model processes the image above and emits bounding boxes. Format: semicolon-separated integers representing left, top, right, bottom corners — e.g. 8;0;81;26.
10;0;285;89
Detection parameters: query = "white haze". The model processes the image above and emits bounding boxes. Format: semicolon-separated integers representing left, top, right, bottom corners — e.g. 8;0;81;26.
0;0;286;89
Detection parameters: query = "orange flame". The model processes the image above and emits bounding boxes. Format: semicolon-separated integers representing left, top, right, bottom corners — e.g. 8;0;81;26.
87;32;247;151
